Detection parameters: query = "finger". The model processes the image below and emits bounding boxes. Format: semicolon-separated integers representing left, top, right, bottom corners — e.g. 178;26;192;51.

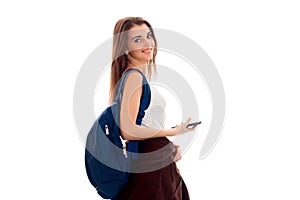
189;125;197;130
174;153;181;162
175;155;182;162
177;147;181;155
173;155;178;162
173;153;178;161
173;147;180;161
184;118;192;127
174;157;180;162
186;117;192;124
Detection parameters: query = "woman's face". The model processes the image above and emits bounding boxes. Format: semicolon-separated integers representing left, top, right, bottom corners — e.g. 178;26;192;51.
127;23;155;63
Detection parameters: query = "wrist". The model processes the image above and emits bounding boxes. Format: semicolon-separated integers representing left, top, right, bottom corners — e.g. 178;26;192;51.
167;127;177;136
152;127;178;138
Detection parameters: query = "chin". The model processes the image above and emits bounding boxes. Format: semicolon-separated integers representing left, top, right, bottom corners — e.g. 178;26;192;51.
143;55;153;60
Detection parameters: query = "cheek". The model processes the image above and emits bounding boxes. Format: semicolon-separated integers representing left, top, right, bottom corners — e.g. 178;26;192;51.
150;40;155;47
130;49;142;57
128;41;145;52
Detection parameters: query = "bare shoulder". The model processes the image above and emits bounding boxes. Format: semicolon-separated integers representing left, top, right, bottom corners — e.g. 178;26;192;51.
121;71;144;102
124;70;143;87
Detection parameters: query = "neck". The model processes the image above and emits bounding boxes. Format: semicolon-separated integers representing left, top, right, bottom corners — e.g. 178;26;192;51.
128;60;148;75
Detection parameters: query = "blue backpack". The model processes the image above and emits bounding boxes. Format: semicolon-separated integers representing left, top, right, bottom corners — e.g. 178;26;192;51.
85;68;150;199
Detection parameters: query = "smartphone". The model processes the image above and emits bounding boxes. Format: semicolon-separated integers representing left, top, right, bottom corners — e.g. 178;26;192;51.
171;121;201;128
186;121;202;128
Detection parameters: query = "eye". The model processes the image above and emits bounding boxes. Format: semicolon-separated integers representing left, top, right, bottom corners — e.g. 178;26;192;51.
133;38;141;43
147;33;153;39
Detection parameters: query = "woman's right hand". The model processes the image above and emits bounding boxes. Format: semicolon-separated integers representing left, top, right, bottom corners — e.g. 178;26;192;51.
171;118;197;136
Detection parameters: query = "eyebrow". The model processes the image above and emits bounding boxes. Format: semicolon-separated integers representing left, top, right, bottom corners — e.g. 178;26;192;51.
131;31;152;40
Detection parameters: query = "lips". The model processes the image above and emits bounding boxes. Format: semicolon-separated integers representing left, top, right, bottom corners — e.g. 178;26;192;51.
142;48;152;54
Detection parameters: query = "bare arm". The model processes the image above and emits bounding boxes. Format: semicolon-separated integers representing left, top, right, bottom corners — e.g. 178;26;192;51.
119;71;194;140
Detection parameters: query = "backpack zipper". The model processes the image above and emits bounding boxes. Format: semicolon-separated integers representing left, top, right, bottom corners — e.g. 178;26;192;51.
105;125;109;135
121;140;128;158
105;124;128;158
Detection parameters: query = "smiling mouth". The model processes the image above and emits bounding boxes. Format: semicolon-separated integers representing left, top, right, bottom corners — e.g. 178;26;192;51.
142;48;152;54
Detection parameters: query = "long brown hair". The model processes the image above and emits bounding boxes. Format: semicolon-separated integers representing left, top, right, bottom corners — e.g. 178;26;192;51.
108;17;157;104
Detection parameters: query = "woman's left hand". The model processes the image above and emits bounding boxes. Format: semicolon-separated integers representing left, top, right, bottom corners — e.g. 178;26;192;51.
173;144;181;162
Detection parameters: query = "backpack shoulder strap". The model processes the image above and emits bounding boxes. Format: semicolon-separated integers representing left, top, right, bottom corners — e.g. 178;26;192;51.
113;68;146;103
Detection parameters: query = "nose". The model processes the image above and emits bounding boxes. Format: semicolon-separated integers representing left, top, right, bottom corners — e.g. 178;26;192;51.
143;38;152;48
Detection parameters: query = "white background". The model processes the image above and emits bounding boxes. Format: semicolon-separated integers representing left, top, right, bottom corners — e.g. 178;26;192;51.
1;0;299;199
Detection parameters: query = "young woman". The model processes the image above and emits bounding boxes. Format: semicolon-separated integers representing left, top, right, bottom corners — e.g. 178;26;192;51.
109;17;196;200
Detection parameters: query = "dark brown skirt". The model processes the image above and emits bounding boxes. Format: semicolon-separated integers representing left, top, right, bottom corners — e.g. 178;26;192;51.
117;137;190;200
